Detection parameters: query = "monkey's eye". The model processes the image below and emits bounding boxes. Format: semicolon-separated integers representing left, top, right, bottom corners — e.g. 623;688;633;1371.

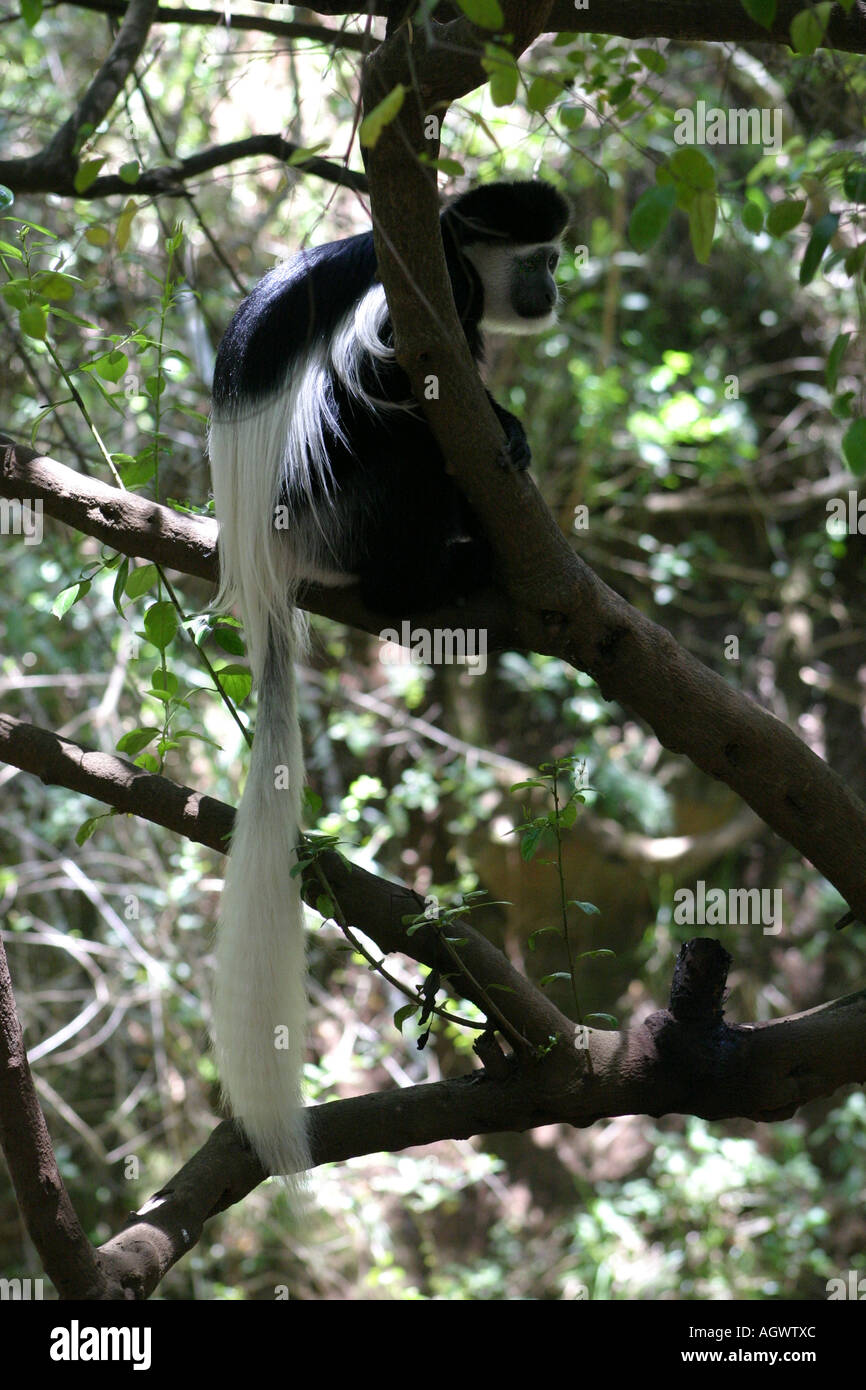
548;250;559;272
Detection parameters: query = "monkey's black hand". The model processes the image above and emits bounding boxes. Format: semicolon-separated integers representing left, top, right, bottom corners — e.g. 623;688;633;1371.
489;398;532;471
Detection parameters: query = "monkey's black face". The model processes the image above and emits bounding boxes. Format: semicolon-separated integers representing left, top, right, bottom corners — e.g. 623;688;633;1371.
463;238;562;336
511;246;560;321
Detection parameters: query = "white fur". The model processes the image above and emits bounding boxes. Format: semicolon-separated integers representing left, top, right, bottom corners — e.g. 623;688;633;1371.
463;241;560;335
208;238;556;1177
207;278;409;1179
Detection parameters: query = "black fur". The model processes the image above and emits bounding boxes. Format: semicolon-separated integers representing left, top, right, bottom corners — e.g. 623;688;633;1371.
212;180;569;612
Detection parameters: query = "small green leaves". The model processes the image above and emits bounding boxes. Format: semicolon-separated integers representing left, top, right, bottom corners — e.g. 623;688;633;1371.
457;0;504;26
125;563;159;599
741;200;764;233
20;0;43;29
843;168;866;202
53;579;91;618
117;726;159;757
19;304;47;339
216;664;252;704
393;1003;418;1035
799;211;839;285
826;332;852;392
842;418;866;474
740;0;776;27
482;44;519;106
540;971;572;988
789;2;832;54
74;157;106;194
143;600;178;651
528;925;563;951
628;184;676;252
765;197;806;237
359;85;406;148
527;75;563;114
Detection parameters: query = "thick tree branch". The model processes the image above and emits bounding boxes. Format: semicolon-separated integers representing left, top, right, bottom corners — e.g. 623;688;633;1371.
3;429;866;918
360;8;866;923
300;0;866;54
0;136;368;200
0;931;104;1299
51;0;375;51
15;935;866;1298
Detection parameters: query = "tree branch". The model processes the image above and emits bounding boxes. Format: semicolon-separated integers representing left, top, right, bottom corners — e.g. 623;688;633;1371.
50;0;375;52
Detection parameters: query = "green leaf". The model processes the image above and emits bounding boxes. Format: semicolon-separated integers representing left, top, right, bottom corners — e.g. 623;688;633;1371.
93;348;128;383
569;899;601;915
628;184;676;252
790;3;832;54
741;200;763;233
287;141;330;167
456;0;504;28
585;1012;618;1028
212;626;245;655
118;161;140;185
540;971;572;987
527;75;563;114
635;47;667;73
118;454;156;488
393;1003;418;1035
843;168;866;202
143;600;178;651
799;211;839;285
315;895;334;918
765;197;806;237
842;418;866;475
151;669;179;696
826;331;852;392
560;105;586;130
20;0;43;27
427;157;465;176
519;825;543;861
577;948;616;961
669;147;716;192
688;189;717;263
134;753;160;773
35;271;77;301
483;45;519;106
844;245;866;277
125;563;159;598
528;925;564;951
19;304;47;339
216;664;252;703
116;201;138;252
117;727;159;756
75;815;102;845
0;186;13;211
53;579;91;618
359;84;406;149
740;0;776;27
73;157;106;193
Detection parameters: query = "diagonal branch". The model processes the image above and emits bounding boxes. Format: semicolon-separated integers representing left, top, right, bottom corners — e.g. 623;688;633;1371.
36;0;159;179
48;0;375;51
360;9;866;921
4;432;866;919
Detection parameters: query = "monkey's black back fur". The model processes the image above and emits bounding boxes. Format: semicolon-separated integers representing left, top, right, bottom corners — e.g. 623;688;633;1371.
212;180;569;611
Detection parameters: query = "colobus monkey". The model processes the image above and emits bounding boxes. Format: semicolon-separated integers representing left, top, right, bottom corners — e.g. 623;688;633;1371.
209;179;569;1178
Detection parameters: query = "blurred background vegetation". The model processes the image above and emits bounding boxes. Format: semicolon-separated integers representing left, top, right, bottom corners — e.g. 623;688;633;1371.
0;3;865;1300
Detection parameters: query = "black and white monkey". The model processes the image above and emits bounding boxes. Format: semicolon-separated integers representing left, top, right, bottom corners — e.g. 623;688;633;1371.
209;179;569;1177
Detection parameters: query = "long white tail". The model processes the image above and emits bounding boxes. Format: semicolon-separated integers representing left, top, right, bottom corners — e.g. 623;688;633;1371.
209;406;310;1180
